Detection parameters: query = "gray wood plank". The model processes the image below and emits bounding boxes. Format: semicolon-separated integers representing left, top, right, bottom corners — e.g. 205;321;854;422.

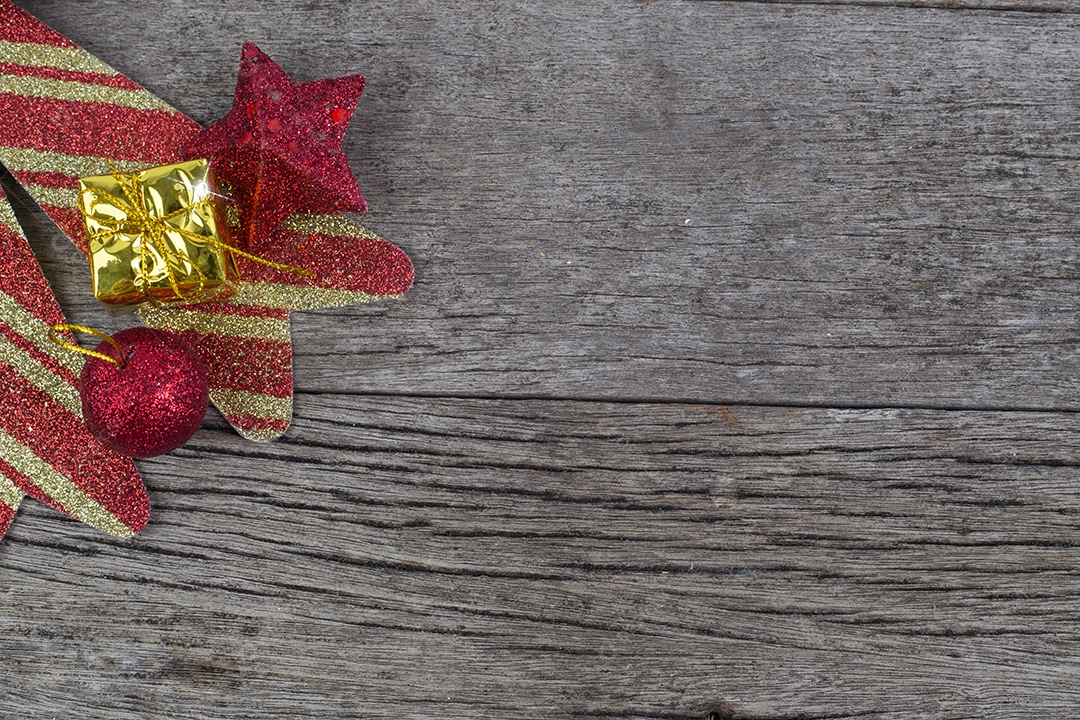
3;2;1080;720
724;0;1080;12
9;0;1080;411
4;397;1080;719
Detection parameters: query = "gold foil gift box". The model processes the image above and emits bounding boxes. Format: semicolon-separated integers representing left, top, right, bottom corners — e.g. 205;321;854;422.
78;159;236;313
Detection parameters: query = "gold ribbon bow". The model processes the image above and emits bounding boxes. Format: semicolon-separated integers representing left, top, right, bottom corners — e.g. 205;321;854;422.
80;160;310;306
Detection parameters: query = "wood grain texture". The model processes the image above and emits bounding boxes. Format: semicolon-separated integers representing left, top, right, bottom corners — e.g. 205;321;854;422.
2;1;1080;719
7;399;1080;720
11;0;1080;410
722;0;1080;13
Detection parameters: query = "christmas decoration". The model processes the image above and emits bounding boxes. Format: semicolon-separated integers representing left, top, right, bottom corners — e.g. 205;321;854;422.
0;0;416;541
0;189;147;542
182;43;368;246
0;1;414;445
77;327;210;458
79;159;236;311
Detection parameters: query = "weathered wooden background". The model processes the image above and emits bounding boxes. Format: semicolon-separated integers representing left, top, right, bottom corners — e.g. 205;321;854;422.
3;0;1080;718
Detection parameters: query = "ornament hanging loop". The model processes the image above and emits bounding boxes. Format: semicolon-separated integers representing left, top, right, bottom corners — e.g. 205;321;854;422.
48;324;127;369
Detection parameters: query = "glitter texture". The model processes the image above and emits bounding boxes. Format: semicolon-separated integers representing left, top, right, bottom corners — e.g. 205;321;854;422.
0;1;414;441
182;43;367;246
0;71;173;111
0;40;115;74
0;429;134;536
0;184;147;541
81;327;209;458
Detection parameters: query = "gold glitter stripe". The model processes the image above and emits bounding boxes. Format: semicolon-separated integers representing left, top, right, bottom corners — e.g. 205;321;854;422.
0;331;82;418
0;473;23;508
0;430;131;537
282;213;383;240
0;40;116;76
0;73;173;112
139;305;291;342
0;146;145;178
21;182;77;209
0;193;20;234
234;426;286;442
0;291;84;376
230;282;390;311
211;388;293;422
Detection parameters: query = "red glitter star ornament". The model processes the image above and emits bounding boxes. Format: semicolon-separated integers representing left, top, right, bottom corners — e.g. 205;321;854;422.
182;43;369;246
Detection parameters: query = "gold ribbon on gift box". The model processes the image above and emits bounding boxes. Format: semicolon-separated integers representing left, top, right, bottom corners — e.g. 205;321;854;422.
79;158;310;312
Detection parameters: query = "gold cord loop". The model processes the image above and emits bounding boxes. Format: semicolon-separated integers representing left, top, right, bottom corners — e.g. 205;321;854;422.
48;324;126;369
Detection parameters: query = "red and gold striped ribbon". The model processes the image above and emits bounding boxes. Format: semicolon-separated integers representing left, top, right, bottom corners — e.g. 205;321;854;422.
0;1;414;441
0;185;147;541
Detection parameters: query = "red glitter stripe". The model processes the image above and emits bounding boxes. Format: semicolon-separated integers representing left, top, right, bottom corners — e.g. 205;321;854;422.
240;233;414;296
0;322;80;388
0;93;199;163
0;362;147;530
183;300;290;321
0;62;141;90
0;493;17;540
169;330;294;397
0;221;66;322
0;2;76;48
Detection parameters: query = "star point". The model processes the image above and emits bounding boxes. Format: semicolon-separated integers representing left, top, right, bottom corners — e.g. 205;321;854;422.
182;43;368;246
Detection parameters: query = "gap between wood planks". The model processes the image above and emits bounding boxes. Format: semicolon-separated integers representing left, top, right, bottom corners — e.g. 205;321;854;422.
288;388;1080;417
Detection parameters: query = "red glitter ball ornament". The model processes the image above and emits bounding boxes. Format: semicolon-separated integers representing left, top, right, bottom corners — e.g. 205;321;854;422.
80;328;210;458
